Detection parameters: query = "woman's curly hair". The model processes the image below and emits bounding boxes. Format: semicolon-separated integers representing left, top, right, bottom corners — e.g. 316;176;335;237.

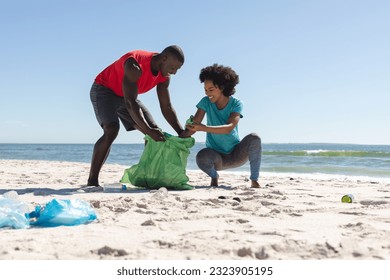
199;64;239;96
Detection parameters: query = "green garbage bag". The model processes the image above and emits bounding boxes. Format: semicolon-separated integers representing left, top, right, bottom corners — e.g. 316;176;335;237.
121;132;195;190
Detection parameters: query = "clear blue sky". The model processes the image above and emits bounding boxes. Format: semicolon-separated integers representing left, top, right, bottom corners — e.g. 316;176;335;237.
0;0;389;144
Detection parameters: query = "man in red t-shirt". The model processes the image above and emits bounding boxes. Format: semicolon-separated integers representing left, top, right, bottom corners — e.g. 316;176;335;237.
84;45;186;191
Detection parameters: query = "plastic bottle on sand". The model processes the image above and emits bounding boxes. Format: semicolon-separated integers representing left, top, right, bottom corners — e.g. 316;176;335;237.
151;187;168;200
103;183;126;193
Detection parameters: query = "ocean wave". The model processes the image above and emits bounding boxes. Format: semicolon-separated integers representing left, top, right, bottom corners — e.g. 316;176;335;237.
263;150;390;158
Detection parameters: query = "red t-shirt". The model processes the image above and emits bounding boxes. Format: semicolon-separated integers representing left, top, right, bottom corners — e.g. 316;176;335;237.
95;50;168;96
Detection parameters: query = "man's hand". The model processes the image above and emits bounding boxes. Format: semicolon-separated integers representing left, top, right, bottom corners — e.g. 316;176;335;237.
179;129;194;138
148;128;166;142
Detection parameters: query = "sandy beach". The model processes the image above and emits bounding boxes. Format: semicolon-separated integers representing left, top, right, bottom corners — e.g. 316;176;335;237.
0;159;389;260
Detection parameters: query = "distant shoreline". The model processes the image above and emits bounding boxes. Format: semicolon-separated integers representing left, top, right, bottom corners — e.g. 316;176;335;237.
0;159;389;182
1;143;389;179
1;142;390;145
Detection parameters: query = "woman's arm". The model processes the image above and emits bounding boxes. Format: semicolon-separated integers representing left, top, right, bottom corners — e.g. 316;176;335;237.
186;112;241;135
179;108;205;138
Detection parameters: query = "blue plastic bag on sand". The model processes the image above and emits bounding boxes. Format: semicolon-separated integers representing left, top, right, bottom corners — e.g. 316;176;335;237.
29;199;97;227
0;191;30;229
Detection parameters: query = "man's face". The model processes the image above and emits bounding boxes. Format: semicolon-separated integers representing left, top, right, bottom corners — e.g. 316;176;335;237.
160;56;183;77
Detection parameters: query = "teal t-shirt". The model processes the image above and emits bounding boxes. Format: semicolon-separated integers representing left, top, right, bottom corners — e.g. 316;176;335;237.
196;96;243;154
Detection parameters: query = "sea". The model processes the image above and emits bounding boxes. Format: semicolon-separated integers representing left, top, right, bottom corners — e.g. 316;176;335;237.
0;143;389;179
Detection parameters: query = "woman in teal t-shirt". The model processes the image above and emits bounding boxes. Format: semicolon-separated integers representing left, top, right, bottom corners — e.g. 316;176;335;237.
184;64;262;188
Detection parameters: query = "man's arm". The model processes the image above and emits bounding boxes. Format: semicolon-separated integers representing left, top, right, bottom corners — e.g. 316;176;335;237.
156;79;185;136
123;58;165;141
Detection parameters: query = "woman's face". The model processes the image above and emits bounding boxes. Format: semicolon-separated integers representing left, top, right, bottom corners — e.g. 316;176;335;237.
203;80;224;103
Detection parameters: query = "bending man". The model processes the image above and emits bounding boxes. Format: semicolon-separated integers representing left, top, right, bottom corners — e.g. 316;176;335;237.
86;46;185;191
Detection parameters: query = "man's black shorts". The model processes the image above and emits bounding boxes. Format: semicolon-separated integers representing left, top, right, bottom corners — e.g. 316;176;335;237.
90;82;156;131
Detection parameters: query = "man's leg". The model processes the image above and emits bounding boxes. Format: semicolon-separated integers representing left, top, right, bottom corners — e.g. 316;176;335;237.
88;82;123;187
87;122;119;186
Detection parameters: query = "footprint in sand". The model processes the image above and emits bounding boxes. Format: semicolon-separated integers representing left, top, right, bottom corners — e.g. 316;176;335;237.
91;246;128;257
141;219;156;226
339;211;366;216
360;200;388;206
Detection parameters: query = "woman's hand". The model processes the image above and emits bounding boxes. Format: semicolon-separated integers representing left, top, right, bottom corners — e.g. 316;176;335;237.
186;123;205;132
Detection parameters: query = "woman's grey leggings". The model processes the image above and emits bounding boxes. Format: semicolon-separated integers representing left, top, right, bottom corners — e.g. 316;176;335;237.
196;133;262;180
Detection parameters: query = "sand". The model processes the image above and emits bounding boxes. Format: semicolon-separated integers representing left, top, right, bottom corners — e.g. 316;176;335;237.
0;159;389;260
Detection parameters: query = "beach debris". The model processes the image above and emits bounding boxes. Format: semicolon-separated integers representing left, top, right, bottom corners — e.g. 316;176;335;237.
102;183;124;193
185;115;194;125
151;187;169;200
0;191;30;229
78;185;104;193
341;194;354;203
28;199;97;227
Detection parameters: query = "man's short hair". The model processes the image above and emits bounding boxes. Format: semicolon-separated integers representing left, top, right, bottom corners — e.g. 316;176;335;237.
162;45;185;63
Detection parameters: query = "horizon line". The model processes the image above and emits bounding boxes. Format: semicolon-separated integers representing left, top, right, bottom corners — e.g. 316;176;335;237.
1;142;389;146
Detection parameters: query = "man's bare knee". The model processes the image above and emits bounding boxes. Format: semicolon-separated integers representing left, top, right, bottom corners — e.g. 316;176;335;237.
103;123;120;141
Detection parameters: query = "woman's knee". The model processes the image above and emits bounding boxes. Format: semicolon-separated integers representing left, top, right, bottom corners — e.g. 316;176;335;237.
243;133;261;145
243;133;262;156
196;148;211;164
196;148;220;166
